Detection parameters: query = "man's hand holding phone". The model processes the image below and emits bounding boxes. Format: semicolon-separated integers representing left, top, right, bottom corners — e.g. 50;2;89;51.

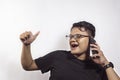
90;38;109;66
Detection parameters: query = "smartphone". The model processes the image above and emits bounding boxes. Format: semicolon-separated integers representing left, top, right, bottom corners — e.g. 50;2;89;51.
89;37;98;54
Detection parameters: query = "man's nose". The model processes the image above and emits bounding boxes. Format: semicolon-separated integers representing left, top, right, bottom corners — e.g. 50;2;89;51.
69;37;76;41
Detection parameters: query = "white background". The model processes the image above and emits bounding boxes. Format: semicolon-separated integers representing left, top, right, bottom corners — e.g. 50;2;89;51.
0;0;120;80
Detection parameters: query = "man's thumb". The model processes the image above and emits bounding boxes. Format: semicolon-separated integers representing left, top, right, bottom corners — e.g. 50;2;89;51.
34;31;40;37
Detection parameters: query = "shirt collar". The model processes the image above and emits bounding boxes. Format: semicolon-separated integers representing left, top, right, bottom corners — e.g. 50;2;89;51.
67;51;91;62
67;51;78;59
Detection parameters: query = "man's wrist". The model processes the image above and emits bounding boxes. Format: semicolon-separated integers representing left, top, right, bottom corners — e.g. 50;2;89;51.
23;44;31;47
23;43;30;46
101;60;109;67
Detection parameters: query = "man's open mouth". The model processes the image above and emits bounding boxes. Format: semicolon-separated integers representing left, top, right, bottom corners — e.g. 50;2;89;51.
70;43;79;49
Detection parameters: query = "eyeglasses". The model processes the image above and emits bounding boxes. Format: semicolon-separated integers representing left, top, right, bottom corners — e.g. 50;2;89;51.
65;34;89;40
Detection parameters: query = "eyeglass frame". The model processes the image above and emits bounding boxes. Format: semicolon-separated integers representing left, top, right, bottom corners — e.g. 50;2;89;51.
65;34;89;40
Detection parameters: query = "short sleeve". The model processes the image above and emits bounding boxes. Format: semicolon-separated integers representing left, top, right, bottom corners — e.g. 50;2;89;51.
100;69;108;80
35;51;58;73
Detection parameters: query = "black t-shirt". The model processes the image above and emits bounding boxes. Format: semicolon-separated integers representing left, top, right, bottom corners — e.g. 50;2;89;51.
35;50;108;80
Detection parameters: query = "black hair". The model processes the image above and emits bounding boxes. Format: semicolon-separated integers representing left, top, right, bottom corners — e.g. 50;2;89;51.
71;21;96;38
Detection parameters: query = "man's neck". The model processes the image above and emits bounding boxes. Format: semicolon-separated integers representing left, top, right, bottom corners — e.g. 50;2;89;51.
74;53;86;60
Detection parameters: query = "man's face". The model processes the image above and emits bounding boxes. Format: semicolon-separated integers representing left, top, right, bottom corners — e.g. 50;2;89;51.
69;27;89;55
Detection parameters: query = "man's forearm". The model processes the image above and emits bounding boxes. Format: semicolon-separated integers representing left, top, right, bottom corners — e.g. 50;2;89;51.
106;67;120;80
21;45;33;70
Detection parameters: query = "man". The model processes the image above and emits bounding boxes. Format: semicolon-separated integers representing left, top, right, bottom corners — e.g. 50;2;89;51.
20;21;120;80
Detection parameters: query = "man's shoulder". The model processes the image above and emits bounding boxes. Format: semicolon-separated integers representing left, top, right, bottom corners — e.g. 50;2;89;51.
49;50;70;58
50;50;69;55
52;50;69;53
